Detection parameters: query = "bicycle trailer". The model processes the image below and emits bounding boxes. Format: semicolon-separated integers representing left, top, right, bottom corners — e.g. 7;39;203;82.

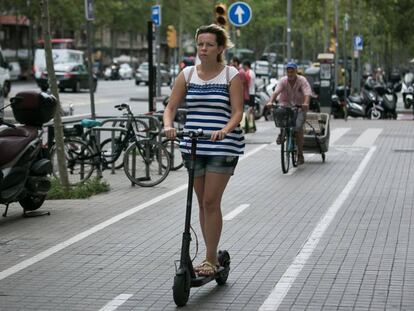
303;112;330;162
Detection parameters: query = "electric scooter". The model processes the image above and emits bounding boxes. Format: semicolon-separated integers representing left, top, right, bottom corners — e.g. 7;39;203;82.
173;129;230;307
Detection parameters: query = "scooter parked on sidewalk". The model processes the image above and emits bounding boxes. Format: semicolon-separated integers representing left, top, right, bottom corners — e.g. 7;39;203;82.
172;129;230;307
402;72;414;110
373;83;397;119
331;86;365;119
0;91;56;217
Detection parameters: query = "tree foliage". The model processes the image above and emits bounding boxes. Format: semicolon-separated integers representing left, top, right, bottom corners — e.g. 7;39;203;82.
1;0;413;68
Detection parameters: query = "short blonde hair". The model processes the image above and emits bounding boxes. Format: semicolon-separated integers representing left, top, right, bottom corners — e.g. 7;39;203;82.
195;24;234;64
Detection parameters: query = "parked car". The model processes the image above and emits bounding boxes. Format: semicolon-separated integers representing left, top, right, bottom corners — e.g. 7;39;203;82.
135;62;171;86
9;61;22;81
252;60;271;77
37;63;97;93
119;63;133;79
0;47;11;97
34;48;84;90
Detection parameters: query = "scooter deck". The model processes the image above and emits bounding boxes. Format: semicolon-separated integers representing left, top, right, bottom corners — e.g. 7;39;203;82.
191;266;228;287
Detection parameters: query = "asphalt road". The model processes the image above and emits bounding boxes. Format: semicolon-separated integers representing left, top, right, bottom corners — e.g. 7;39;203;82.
6;79;172;117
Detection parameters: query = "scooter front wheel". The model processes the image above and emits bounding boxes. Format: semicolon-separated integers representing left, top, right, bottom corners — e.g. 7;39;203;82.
173;269;191;307
216;250;231;285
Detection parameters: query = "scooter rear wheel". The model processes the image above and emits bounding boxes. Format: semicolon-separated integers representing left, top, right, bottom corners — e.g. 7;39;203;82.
173;269;191;307
216;250;231;285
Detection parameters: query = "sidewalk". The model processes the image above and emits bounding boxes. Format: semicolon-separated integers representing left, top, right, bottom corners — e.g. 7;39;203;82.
0;118;413;310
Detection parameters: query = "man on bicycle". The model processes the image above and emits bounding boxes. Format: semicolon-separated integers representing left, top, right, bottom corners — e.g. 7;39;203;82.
266;62;312;165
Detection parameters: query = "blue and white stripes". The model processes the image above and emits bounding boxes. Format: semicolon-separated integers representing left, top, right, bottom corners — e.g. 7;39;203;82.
180;66;245;156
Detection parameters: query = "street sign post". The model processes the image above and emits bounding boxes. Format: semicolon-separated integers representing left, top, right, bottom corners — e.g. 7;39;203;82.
228;2;252;27
151;5;161;27
354;35;363;51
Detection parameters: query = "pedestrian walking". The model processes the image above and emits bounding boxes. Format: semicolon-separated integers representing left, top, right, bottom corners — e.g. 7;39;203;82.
163;24;245;276
266;62;312;165
242;60;257;133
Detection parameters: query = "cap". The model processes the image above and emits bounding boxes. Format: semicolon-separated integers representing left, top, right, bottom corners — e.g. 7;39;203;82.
286;62;298;69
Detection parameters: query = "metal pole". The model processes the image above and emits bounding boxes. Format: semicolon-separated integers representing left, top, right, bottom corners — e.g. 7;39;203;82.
334;0;339;90
286;0;292;61
148;21;155;112
343;13;349;97
156;0;161;98
86;20;96;119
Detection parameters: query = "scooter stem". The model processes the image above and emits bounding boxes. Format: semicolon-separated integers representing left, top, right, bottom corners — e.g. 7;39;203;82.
179;135;198;267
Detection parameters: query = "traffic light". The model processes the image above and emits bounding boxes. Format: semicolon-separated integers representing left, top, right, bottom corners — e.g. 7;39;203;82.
215;3;228;29
166;25;177;48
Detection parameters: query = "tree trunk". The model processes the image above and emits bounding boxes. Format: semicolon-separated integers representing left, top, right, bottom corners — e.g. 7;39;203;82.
40;0;70;192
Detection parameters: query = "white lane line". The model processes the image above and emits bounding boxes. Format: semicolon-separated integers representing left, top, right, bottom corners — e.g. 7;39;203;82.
223;204;250;221
330;127;351;145
352;128;382;147
99;294;133;311
259;146;377;311
241;144;268;160
0;144;268;282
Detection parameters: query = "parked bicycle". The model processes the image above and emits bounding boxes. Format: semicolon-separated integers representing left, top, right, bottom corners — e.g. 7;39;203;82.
50;103;171;187
272;105;299;174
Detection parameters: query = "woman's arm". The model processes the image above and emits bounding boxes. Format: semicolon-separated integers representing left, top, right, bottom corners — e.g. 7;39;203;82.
211;74;243;141
163;71;187;139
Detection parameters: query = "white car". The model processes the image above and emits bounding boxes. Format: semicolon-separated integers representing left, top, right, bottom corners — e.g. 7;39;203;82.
252;60;271;77
9;61;21;81
119;63;133;79
0;48;11;97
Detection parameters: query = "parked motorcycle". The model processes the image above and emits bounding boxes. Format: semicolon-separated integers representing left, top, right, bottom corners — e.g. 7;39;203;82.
0;91;56;217
373;83;397;119
332;85;363;119
402;72;414;110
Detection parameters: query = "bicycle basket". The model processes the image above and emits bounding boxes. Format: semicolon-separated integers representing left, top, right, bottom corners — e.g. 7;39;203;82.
63;124;83;137
273;107;295;128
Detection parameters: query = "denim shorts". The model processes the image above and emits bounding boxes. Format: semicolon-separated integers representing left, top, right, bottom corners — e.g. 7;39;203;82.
181;153;239;177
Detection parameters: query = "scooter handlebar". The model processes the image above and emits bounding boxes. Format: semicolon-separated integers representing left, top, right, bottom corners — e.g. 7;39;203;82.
176;129;211;140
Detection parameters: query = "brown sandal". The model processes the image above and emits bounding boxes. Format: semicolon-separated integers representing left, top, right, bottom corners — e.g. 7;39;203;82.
197;260;219;276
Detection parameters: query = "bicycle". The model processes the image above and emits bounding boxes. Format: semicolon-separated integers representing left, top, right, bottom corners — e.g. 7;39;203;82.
272;105;299;174
50;103;171;187
146;109;187;171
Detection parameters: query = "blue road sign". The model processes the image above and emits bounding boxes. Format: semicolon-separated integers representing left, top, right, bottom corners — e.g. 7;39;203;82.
84;0;94;21
151;5;161;27
354;35;363;51
228;2;252;27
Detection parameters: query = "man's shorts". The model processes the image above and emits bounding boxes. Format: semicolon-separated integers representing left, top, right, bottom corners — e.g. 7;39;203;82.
295;110;307;132
181;154;239;177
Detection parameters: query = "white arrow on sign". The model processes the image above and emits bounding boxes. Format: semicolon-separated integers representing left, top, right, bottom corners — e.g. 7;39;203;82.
235;5;245;24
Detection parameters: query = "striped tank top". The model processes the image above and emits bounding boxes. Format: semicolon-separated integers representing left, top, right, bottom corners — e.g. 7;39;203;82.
180;65;245;156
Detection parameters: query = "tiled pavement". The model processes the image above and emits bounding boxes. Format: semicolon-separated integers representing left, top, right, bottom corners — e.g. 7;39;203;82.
0;117;413;311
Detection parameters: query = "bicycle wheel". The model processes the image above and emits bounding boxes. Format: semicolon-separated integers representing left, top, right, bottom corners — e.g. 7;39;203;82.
162;139;184;171
100;138;125;169
50;138;94;185
123;140;171;187
280;131;290;174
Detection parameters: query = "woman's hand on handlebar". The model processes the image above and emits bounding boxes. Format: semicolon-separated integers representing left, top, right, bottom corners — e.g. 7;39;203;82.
164;126;176;140
210;129;227;141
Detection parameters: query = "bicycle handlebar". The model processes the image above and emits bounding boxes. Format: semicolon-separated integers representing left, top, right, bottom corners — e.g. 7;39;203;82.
114;103;129;111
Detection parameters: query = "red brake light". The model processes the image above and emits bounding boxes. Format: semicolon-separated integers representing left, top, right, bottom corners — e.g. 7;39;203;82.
64;72;73;78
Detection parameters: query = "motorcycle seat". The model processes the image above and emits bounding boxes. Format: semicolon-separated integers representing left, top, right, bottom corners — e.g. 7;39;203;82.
348;95;363;104
0;126;38;167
